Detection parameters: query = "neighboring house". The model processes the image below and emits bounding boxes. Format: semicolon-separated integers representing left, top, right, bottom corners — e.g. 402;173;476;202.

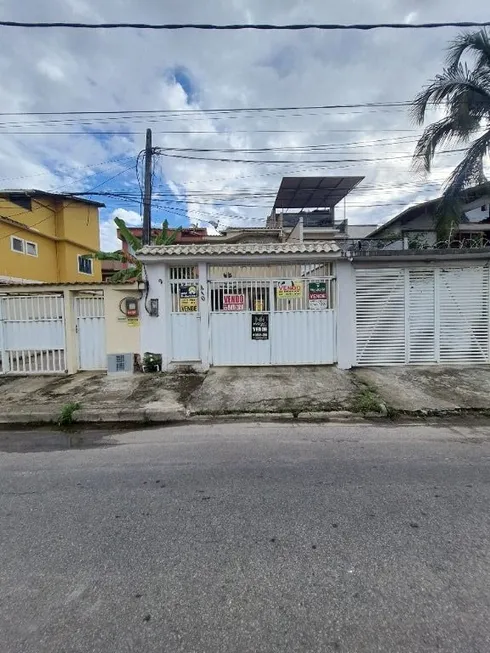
266;175;370;241
366;184;490;248
0;189;104;283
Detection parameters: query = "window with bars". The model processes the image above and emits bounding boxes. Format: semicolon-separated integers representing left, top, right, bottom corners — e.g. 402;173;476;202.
78;255;93;275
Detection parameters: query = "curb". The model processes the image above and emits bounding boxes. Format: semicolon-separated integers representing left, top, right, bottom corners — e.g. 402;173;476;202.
1;407;490;429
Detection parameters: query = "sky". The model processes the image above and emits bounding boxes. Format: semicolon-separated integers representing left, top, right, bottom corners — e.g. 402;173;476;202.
0;0;488;249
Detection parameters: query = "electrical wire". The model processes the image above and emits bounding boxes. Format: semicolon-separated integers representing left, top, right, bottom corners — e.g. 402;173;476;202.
0;161;136;242
0;100;432;117
155;147;468;165
0;20;488;31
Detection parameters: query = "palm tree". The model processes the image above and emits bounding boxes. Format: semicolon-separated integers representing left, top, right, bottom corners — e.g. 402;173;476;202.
412;29;490;238
94;217;181;282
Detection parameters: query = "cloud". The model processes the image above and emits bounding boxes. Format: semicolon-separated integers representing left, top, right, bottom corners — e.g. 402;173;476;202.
0;0;487;237
99;208;142;251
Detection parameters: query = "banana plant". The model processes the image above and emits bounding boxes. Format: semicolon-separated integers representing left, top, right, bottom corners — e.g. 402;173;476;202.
92;217;181;282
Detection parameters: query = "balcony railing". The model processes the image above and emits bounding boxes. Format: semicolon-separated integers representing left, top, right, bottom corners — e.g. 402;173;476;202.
338;236;490;256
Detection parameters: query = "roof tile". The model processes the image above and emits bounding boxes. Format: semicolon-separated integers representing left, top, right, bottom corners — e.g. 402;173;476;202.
138;242;340;256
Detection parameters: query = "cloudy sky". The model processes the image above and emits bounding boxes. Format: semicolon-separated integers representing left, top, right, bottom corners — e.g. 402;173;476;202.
0;0;487;249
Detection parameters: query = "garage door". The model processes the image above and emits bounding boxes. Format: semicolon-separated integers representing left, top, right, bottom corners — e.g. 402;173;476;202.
355;266;490;365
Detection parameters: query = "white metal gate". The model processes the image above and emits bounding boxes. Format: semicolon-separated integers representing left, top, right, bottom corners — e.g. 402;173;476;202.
209;263;336;366
169;266;201;362
75;295;106;370
356;266;490;365
0;294;66;374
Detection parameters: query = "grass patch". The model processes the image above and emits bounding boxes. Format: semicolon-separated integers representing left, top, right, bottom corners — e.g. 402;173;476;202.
351;387;382;415
58;402;81;426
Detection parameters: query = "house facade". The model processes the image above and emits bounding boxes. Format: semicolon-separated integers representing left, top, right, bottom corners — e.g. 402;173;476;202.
137;241;490;371
0;190;104;283
365;185;490;248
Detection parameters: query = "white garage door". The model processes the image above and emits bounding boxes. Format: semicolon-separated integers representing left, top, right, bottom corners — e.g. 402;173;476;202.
356;266;490;365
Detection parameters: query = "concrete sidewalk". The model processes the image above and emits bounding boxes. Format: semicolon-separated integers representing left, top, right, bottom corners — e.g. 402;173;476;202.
0;365;490;426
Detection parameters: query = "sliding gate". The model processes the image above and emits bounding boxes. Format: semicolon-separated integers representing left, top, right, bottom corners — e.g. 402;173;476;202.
209;263;336;366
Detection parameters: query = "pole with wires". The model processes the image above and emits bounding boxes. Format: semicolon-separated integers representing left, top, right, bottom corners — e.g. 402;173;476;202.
142;128;153;246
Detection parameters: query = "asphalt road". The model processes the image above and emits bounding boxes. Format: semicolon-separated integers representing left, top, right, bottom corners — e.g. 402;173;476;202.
0;422;489;653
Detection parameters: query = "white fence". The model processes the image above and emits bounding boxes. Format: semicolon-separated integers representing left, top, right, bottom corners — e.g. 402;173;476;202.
0;294;66;373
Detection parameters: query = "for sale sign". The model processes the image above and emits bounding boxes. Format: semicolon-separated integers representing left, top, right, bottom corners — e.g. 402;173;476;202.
308;281;327;300
277;280;302;299
223;294;245;311
251;313;269;340
309;281;328;310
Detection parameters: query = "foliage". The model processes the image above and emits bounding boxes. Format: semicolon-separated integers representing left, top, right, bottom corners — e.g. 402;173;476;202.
142;352;162;372
351;386;382;414
407;233;431;250
412;29;490;236
58;402;81;426
93;217;181;282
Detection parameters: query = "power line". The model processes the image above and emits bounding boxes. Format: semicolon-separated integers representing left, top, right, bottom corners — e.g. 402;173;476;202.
156;147;468;165
0;128;423;135
0;20;488;31
0;100;444;119
0;101;417;116
0;161;136;243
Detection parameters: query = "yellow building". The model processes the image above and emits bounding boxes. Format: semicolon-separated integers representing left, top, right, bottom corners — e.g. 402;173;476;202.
0;190;105;283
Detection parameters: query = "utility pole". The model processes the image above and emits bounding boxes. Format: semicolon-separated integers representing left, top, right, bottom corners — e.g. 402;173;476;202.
142;128;153;246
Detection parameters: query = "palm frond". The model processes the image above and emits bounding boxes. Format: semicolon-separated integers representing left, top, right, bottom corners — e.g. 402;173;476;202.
411;65;490;125
447;29;490;73
412;115;478;175
443;129;490;200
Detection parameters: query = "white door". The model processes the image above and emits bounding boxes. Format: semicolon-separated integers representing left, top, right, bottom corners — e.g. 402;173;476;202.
209;264;336;366
439;267;489;363
76;296;106;370
169;267;201;362
355;269;406;365
408;269;436;363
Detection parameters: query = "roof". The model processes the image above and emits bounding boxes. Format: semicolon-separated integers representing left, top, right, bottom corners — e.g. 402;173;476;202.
273;176;364;209
138;242;340;257
346;224;379;239
369;184;490;238
0;189;105;208
0;280;137;287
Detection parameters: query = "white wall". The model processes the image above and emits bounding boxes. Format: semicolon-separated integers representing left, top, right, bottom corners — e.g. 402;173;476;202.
140;263;169;364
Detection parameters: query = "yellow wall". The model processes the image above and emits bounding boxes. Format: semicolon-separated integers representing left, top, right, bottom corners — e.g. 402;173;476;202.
0;197;57;237
0;223;59;282
57;242;102;283
104;287;141;355
0;195;102;282
57;203;100;250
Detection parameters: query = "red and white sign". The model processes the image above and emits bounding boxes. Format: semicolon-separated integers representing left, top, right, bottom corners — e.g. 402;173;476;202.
223;294;245;311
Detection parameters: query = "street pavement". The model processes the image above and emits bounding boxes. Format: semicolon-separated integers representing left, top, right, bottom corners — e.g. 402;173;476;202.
0;422;489;653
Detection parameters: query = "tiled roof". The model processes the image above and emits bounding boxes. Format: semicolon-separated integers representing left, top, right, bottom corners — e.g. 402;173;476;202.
138;242;340;256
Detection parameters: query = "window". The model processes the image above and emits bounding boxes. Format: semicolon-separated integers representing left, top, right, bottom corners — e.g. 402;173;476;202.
25;241;38;257
78;255;93;275
11;236;24;253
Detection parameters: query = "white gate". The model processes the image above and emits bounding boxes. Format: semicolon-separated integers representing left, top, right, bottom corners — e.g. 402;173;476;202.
356;266;490;365
75;295;106;370
209;263;336;366
169;266;200;362
0;294;65;374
